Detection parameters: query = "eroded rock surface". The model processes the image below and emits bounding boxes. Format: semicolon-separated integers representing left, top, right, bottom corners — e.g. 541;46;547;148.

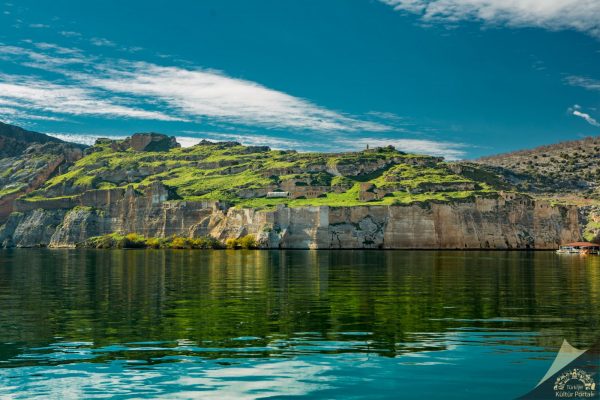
0;182;580;249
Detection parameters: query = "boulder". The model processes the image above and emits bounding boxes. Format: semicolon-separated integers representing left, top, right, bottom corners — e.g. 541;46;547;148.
129;133;180;152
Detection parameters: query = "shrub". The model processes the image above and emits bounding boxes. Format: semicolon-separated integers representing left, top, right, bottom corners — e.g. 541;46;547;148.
146;237;162;249
225;235;258;249
238;235;258;249
82;233;225;250
170;236;190;249
116;233;146;249
191;236;224;249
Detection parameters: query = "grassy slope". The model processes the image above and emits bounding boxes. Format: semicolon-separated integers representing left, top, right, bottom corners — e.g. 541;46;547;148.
26;140;501;208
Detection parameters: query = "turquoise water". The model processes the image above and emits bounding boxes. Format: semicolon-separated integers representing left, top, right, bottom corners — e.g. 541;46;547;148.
0;250;598;399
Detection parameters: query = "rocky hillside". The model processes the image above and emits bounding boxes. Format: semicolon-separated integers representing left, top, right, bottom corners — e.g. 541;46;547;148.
0;123;584;248
472;136;600;198
24;133;500;208
0;124;85;220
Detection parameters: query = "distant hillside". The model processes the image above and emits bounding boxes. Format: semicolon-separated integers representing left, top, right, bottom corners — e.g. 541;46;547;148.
0;121;63;143
472;136;600;198
0;121;66;158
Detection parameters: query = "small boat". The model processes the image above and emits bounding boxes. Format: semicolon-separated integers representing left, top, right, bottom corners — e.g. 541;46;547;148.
556;242;600;255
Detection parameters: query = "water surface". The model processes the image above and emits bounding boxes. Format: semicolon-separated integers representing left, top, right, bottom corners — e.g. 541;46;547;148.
0;250;598;399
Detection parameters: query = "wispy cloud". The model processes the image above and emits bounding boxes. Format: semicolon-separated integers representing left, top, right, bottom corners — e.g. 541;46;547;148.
0;43;87;67
570;105;600;127
90;37;116;47
59;31;81;38
0;40;465;157
573;110;599;127
566;75;600;91
380;0;600;38
0;107;65;124
0;42;391;132
82;61;390;132
0;74;183;121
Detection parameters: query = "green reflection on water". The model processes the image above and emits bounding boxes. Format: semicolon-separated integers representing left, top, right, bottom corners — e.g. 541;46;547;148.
0;249;598;365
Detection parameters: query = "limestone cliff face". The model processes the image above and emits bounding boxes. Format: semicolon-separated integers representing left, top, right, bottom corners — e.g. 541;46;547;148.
206;196;579;249
0;183;580;249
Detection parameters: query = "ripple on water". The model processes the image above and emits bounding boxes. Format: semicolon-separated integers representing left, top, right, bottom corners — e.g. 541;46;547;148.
0;249;597;399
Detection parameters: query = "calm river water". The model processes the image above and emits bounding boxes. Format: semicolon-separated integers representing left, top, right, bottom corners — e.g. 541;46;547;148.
0;250;598;399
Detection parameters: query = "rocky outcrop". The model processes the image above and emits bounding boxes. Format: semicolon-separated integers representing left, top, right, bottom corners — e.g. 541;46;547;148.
95;133;180;153
0;183;580;249
0;209;66;247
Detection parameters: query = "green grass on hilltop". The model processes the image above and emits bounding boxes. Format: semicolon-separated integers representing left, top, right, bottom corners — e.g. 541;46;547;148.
25;138;506;207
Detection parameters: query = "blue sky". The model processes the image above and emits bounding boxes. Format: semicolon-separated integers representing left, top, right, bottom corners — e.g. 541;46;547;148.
0;0;599;159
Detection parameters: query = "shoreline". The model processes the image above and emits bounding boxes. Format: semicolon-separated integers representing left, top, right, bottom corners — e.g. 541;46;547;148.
0;247;563;252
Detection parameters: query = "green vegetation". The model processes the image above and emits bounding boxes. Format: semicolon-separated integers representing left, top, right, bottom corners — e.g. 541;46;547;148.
583;220;600;242
25;136;510;207
81;233;226;249
0;185;25;198
225;235;258;249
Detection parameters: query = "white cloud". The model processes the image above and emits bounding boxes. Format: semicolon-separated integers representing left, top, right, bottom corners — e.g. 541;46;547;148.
59;31;81;38
90;37;116;47
81;61;390;132
566;75;600;91
0;43;87;67
380;0;600;38
0;75;183;121
572;110;600;127
0;42;392;132
0;41;464;158
0;106;65;124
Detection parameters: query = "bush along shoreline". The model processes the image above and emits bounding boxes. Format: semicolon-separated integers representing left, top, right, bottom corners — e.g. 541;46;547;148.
78;233;258;250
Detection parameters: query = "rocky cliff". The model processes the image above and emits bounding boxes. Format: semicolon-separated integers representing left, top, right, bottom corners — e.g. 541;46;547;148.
0;182;579;249
0;124;586;249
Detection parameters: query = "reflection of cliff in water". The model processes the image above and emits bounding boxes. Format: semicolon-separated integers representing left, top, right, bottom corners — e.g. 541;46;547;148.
0;250;598;365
